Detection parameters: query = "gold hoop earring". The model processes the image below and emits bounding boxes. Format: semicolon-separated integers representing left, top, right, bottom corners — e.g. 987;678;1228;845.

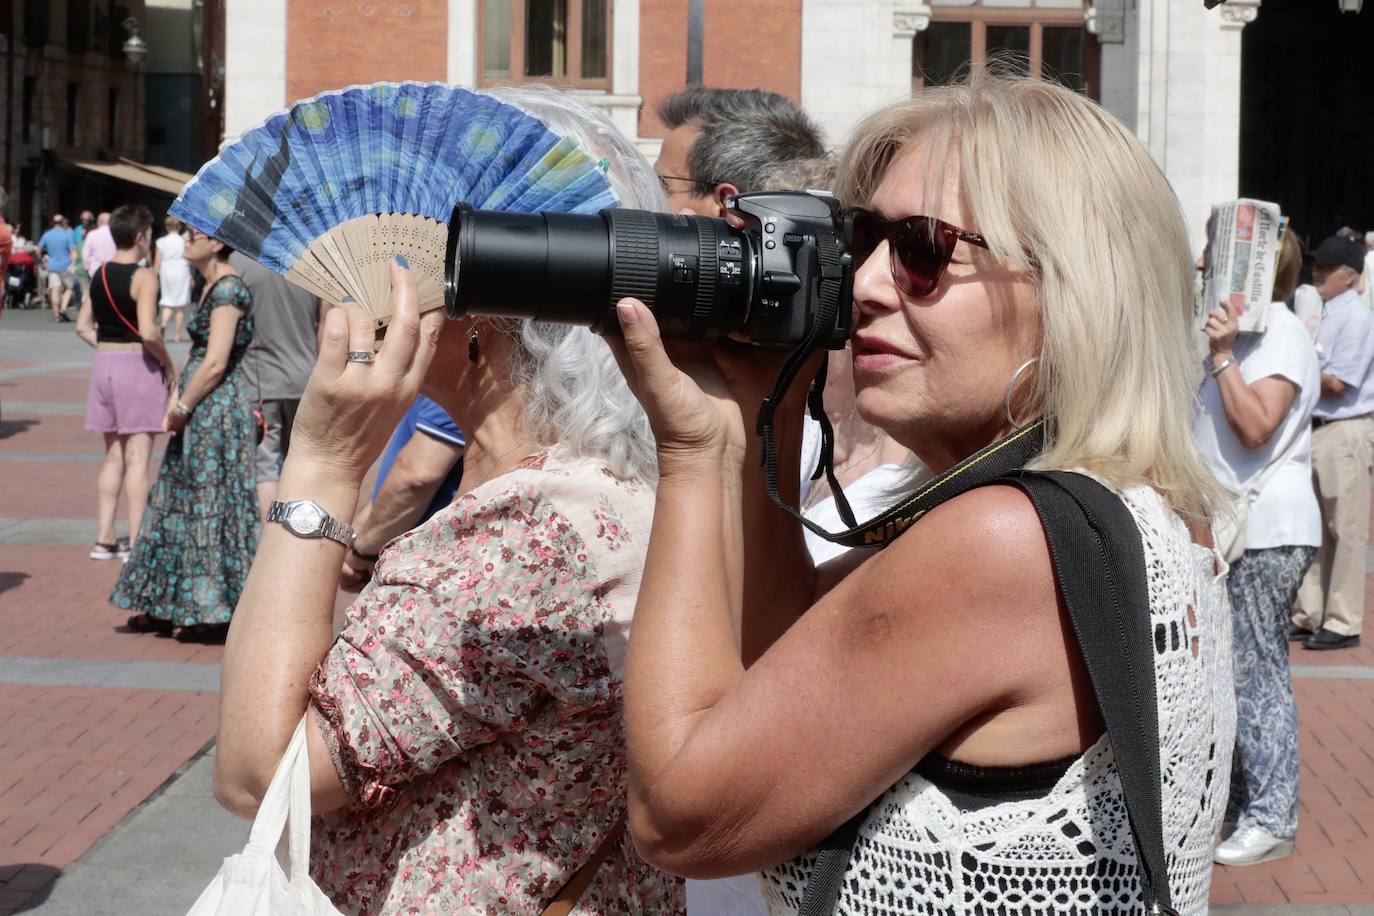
1004;357;1040;431
468;330;480;363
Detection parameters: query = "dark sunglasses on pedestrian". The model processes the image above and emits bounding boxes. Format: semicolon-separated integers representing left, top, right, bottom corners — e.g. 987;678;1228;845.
848;209;989;298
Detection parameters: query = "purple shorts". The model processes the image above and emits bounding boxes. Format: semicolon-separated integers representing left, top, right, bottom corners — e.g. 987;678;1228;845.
84;350;167;435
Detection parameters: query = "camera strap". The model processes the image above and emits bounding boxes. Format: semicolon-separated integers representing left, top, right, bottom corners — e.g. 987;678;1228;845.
756;342;1047;548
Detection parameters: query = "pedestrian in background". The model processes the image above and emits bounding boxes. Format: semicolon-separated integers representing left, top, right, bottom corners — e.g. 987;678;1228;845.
74;205;175;562
82;212;115;280
339;395;465;592
111;228;257;642
1194;226;1319;865
37;214;76;322
71;210;92;310
153;215;192;342
1360;230;1374;311
0;189;12;314
230;251;327;516
655;86;826;220
1293;233;1374;651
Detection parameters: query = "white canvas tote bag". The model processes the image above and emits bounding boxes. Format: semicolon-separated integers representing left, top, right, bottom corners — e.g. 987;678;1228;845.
186;717;344;916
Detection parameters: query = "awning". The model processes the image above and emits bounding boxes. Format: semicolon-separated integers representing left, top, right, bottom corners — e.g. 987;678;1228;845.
64;157;195;196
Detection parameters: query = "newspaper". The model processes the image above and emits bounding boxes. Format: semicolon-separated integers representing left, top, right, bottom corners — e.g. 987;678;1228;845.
1200;198;1283;335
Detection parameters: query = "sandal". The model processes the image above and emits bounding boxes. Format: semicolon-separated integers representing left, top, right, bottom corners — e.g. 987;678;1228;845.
125;613;172;634
91;540;132;560
173;623;229;644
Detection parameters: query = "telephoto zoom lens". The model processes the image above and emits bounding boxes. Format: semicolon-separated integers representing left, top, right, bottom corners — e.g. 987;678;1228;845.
444;203;755;341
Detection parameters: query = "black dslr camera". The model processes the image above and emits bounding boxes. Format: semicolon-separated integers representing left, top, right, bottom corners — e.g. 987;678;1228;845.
443;190;853;350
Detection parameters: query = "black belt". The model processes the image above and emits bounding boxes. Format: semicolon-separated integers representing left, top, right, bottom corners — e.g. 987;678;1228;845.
1312;416;1361;429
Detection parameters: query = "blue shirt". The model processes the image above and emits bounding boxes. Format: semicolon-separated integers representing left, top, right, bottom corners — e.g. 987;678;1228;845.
372;396;465;522
38;227;74;272
1314;288;1374;420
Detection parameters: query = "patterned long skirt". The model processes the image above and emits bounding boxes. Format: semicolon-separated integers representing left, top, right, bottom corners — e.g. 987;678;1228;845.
1226;544;1316;838
110;359;258;626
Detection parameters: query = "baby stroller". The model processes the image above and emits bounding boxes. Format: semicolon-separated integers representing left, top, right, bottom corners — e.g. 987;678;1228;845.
5;251;40;309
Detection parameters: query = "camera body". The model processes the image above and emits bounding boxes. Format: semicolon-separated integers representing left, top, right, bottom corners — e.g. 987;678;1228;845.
445;190;853;349
720;191;852;348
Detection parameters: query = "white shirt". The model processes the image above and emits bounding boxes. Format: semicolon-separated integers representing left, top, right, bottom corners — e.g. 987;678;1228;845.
1314;288;1374;419
1361;251;1374;310
1293;284;1322;344
803;464;911;564
1194;301;1322;549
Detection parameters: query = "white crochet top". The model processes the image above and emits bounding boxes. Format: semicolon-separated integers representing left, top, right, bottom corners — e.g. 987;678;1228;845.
759;482;1236;915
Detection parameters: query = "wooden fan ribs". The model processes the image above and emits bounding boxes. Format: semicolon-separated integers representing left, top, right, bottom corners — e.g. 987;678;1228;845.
288;213;447;327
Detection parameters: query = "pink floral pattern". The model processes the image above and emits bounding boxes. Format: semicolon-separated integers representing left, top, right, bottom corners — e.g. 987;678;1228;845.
308;452;681;915
592;496;631;552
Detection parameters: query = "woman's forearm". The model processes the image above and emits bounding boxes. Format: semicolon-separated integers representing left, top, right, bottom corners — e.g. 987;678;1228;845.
625;456;746;810
739;401;816;665
217;458;361;803
141;335;175;379
177;361;226;409
1212;355;1286;448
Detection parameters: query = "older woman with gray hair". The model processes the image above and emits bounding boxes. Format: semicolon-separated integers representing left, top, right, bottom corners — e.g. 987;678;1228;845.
212;88;683;915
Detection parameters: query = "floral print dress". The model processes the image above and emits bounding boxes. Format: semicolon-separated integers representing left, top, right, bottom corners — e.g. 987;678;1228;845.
111;275;257;625
308;451;684;916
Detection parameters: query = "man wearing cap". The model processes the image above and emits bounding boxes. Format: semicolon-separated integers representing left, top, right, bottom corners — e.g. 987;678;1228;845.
1293;234;1374;650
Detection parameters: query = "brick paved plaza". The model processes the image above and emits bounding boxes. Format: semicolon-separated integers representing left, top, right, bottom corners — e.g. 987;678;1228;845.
1;308;1372;914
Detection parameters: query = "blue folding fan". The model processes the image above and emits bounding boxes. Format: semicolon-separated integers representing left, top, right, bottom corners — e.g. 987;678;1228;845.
170;82;618;325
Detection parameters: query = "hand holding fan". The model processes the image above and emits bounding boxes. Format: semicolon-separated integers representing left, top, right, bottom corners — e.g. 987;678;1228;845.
170;82;619;327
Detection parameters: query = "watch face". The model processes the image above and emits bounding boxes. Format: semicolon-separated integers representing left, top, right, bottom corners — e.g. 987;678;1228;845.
286;501;326;535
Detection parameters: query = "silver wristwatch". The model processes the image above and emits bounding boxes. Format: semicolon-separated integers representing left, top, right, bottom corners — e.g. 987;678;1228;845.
266;499;355;548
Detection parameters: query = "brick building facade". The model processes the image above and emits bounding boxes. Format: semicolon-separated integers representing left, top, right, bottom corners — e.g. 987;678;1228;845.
0;0;150;237
225;0;805;158
221;1;1372;252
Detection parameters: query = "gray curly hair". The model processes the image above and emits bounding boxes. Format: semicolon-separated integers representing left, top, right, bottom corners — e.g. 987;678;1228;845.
482;85;666;482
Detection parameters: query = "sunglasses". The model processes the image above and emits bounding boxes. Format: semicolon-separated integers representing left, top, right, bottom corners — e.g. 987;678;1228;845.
849;209;989;297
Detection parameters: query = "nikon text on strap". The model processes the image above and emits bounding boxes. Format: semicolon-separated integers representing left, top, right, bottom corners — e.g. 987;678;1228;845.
794;470;1179;915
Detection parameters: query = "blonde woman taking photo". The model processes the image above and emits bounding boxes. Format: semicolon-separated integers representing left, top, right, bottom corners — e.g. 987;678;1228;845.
613;73;1235;914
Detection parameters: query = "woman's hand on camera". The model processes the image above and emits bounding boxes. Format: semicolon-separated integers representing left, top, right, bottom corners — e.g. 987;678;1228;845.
612;297;749;469
1204;298;1240;359
289;258;445;486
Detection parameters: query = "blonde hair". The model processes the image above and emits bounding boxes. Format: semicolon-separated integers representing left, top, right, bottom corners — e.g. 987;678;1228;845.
1273;225;1302;304
837;71;1219;517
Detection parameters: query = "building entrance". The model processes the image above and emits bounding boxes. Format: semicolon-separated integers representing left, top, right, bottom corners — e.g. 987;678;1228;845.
1240;0;1374;242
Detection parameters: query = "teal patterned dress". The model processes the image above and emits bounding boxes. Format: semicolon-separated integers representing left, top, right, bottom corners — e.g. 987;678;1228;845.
112;275;258;626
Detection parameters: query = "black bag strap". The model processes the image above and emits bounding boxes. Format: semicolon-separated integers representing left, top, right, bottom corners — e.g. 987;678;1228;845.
796;469;1179;916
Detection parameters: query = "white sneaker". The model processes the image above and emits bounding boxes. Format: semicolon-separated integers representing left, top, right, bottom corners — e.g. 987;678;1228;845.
1213;825;1294;866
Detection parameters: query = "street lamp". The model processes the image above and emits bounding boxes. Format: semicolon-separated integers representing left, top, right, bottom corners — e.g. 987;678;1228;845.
122;17;148;65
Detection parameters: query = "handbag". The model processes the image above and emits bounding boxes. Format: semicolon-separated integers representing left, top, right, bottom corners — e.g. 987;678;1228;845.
796;470;1182;916
187;716;624;916
185;717;344;916
1212;427;1304;565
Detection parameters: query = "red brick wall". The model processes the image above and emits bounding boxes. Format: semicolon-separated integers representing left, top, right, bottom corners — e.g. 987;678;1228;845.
639;0;803;139
285;0;449;104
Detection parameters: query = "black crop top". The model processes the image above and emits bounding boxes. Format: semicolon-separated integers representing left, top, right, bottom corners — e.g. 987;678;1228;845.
92;262;142;344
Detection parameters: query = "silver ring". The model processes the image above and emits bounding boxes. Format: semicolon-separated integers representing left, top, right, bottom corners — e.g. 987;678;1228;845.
346;350;376;363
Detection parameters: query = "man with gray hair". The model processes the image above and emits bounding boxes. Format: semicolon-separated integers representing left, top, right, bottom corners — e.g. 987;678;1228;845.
655;86;826;218
1293;233;1374;651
